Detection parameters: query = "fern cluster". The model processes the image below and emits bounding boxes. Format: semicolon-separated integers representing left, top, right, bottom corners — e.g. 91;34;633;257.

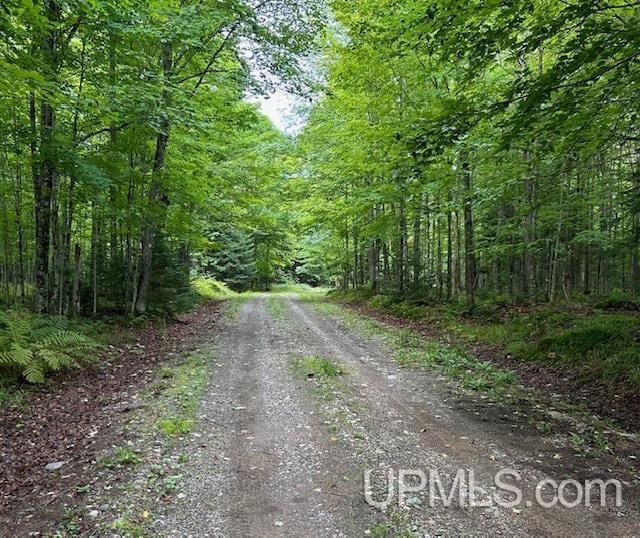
0;311;97;383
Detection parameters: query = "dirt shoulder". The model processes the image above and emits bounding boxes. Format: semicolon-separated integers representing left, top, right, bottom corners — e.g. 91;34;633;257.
0;301;224;535
335;298;640;431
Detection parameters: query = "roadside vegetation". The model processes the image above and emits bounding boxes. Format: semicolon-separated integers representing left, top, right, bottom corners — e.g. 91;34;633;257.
0;0;327;400
309;296;520;400
0;310;98;384
190;278;236;301
285;0;640;434
329;290;640;393
305;294;640;465
0;276;229;403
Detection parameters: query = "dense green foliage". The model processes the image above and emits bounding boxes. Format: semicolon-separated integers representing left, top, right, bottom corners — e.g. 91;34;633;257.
2;0;639;388
297;0;640;307
0;310;96;382
0;0;324;315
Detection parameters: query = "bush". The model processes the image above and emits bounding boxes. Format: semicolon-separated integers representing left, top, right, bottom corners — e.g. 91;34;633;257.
388;301;428;320
192;277;235;300
0;310;97;383
367;294;395;309
515;313;640;388
592;290;640;311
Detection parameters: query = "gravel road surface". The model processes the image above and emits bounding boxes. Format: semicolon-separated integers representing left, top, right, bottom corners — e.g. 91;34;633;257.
157;294;639;537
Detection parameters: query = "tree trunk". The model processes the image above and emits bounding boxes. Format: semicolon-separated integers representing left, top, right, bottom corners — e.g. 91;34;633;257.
13;164;25;302
34;99;55;313
369;205;380;293
91;203;98;315
399;196;408;296
72;242;81;317
412;196;421;290
462;156;476;310
436;199;443;299
632;149;640;293
33;0;60;313
523;151;536;298
549;183;565;302
446;209;452;300
135;41;172;314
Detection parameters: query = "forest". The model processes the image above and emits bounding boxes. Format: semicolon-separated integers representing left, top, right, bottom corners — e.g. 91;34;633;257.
1;1;639;316
2;0;640;535
1;0;639;383
299;1;640;307
0;0;323;319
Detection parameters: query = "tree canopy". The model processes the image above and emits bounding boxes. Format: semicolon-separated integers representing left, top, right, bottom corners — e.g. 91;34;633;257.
295;0;640;306
1;0;639;314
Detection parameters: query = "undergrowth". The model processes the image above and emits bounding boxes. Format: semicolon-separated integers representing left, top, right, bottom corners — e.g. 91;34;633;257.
0;277;229;403
0;310;97;383
329;290;640;390
191;277;236;300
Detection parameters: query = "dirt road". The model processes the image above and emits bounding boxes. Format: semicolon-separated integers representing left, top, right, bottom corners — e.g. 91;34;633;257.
155;294;640;536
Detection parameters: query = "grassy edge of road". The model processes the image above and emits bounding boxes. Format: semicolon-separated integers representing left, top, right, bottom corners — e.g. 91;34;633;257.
299;292;640;474
50;298;248;537
327;290;640;393
53;348;217;537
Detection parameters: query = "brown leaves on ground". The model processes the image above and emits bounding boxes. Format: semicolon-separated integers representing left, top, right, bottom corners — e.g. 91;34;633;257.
0;301;223;520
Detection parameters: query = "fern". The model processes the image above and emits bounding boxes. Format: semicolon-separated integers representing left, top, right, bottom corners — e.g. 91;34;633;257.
39;330;93;349
0;310;97;383
0;351;18;366
23;362;45;384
